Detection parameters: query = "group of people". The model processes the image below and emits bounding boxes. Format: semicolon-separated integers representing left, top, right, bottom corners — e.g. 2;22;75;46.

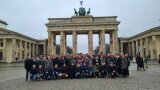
24;53;130;81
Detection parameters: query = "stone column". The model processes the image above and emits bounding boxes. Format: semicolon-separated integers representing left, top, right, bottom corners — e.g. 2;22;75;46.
60;31;66;55
48;31;53;55
145;38;149;57
113;30;119;53
43;43;46;56
19;40;22;61
72;31;77;54
64;33;67;54
111;30;119;54
53;32;56;55
99;30;105;54
140;39;144;58
36;44;39;55
12;38;16;62
35;44;37;56
120;42;123;53
24;41;27;59
109;32;113;54
135;40;139;55
88;30;93;55
32;43;35;56
128;42;131;55
29;42;31;57
2;38;6;62
132;41;135;57
151;36;157;59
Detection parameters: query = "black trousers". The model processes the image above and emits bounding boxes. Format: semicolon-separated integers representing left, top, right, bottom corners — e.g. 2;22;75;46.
122;69;128;77
25;69;30;81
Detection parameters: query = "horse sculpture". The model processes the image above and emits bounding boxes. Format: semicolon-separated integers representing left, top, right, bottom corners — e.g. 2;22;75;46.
74;8;78;16
87;8;91;15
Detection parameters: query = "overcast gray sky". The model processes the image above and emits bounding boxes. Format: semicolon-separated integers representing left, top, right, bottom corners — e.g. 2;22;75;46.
0;0;160;53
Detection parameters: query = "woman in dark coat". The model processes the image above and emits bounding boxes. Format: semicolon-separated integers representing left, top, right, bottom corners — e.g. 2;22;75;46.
121;55;128;77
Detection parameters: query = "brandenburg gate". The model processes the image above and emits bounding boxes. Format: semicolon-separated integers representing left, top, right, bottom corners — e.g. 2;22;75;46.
46;3;120;55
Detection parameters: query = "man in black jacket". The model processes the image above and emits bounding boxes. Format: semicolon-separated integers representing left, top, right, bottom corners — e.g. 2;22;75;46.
24;56;33;81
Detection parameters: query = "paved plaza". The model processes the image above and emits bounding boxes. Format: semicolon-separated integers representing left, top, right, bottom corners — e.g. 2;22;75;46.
0;62;160;90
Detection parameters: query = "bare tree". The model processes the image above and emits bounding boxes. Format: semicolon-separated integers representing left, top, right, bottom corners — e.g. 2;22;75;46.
94;44;110;54
56;44;72;54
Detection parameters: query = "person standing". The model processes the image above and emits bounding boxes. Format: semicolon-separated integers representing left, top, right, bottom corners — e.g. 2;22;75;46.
124;54;130;77
121;54;128;77
136;54;145;71
24;56;33;81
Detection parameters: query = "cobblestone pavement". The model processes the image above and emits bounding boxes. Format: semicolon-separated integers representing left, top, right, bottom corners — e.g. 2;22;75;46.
0;63;160;90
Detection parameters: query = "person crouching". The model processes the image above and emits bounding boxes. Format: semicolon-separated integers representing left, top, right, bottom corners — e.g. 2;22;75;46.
99;62;108;78
53;64;60;79
95;62;101;78
87;64;96;78
59;63;69;79
75;64;82;78
30;65;37;81
68;63;76;78
37;65;44;81
44;65;52;80
108;62;116;78
81;63;90;78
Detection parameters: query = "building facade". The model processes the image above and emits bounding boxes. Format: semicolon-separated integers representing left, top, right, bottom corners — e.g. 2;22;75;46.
0;19;46;63
119;26;160;60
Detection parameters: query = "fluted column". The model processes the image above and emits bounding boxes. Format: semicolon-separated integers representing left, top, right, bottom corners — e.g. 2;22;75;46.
135;40;139;55
132;41;135;57
145;38;149;57
32;43;35;56
12;38;16;62
29;42;31;57
151;36;157;59
88;30;93;55
72;31;77;54
128;42;131;55
109;32;113;54
3;38;6;62
48;31;53;55
24;41;27;59
120;42;123;53
111;30;119;54
35;44;38;56
19;40;22;60
64;33;67;54
53;32;56;55
140;39;144;58
113;30;119;53
99;30;105;54
43;43;46;56
60;31;66;55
